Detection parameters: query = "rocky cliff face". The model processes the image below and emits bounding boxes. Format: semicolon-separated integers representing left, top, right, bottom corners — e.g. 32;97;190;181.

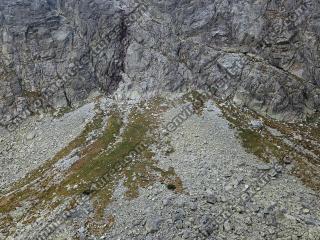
0;0;127;127
1;0;320;126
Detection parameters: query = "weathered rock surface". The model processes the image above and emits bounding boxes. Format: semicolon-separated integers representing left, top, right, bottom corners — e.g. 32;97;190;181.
0;0;320;127
1;2;320;239
0;0;126;127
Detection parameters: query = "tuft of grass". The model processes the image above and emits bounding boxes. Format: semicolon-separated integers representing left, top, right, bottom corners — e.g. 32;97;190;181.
238;128;284;162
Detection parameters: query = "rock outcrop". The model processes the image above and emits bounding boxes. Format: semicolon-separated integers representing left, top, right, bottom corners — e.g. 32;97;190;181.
1;0;320;126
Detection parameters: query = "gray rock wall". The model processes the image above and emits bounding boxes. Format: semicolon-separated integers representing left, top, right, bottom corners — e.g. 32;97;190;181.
1;0;320;124
0;0;127;126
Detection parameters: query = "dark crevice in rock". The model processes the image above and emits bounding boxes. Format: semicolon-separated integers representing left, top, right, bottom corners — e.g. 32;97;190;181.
63;88;72;108
105;13;129;94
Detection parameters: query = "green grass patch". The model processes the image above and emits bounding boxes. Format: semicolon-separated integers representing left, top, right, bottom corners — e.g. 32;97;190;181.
0;105;104;213
217;100;320;192
0;97;184;237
